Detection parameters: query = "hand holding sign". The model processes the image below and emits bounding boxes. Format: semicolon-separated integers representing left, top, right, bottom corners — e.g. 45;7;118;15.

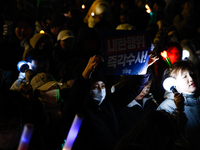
82;55;104;79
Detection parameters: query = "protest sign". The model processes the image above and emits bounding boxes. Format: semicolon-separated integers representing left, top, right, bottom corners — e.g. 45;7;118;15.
99;29;151;75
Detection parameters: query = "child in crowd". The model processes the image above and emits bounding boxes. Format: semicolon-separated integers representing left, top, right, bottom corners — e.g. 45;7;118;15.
157;60;200;149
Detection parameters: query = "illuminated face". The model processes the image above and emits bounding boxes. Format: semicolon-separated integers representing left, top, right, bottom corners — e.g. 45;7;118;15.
135;81;151;100
176;70;196;94
167;46;181;64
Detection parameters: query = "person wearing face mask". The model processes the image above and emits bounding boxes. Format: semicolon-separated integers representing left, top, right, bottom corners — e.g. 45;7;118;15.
30;72;63;110
61;53;159;150
89;70;107;105
30;72;65;150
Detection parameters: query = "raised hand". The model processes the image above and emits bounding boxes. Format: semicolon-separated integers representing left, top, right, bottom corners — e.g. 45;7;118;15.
148;51;159;67
82;55;104;79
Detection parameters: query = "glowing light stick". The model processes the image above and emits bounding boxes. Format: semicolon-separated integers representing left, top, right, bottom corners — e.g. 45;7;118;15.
17;61;30;73
63;114;84;150
182;50;190;60
82;4;85;9
18;124;35;150
40;30;45;34
163;77;177;93
161;51;172;67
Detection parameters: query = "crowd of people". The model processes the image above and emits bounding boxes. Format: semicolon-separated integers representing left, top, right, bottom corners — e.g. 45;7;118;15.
1;0;200;150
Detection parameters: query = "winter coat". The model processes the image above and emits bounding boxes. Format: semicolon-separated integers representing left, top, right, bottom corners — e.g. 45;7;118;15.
157;90;200;149
61;73;149;150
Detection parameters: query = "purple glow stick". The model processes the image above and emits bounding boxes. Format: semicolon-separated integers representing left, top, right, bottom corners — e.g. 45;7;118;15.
17;124;34;150
63;114;84;150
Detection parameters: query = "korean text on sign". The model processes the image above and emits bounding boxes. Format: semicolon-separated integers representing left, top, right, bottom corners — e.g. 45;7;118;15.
107;50;148;68
106;33;146;55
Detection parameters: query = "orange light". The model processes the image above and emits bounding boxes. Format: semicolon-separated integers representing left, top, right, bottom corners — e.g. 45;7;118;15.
160;50;172;66
161;50;167;59
145;4;151;13
82;4;85;9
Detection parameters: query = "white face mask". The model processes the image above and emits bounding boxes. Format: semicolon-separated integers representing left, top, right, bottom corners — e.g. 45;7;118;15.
0;129;22;149
90;89;106;105
40;89;60;103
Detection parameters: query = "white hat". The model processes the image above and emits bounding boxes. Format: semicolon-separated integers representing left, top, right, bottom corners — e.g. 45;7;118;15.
95;4;109;15
30;72;62;91
30;33;52;49
116;23;136;30
57;30;75;41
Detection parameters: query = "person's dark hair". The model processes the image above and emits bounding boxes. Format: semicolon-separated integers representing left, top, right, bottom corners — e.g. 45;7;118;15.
169;60;198;79
114;110;179;150
25;49;48;62
92;70;107;86
116;71;153;90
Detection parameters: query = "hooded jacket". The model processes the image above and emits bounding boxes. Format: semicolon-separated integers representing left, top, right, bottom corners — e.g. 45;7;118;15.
61;72;149;150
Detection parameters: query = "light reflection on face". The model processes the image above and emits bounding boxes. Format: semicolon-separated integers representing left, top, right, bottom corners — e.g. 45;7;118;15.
176;70;196;94
167;46;181;64
135;81;152;100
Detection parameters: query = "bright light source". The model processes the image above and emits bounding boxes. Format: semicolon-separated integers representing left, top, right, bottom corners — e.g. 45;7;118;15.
163;77;177;93
17;61;30;73
91;12;95;16
160;51;172;67
161;50;167;58
63;114;84;150
40;30;45;34
182;50;190;60
82;4;85;9
145;4;151;14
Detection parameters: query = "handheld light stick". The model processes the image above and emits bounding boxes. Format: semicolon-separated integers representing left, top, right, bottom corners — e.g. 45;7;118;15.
182;50;190;60
17;61;31;73
63;114;84;150
163;77;178;93
160;51;172;67
17;124;35;150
